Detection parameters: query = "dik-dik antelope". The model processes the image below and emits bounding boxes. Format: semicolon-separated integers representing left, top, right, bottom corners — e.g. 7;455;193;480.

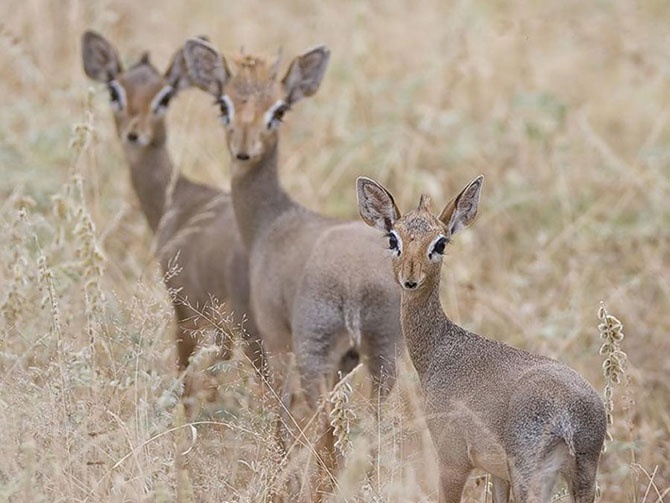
81;31;265;400
182;38;402;403
182;39;402;483
357;176;606;503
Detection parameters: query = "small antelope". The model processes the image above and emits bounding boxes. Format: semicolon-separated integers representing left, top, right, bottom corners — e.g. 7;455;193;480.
182;38;402;486
182;38;402;400
357;175;606;503
81;31;265;399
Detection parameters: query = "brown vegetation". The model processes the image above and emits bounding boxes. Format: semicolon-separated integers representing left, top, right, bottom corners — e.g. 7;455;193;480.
0;0;668;501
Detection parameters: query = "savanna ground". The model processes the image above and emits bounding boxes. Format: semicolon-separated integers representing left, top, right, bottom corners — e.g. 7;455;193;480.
1;0;669;501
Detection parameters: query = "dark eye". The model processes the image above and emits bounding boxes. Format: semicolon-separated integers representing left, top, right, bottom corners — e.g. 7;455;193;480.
157;92;171;108
108;86;119;103
386;232;400;254
216;96;233;125
432;237;447;256
272;105;286;123
267;102;289;129
150;87;174;115
107;82;125;111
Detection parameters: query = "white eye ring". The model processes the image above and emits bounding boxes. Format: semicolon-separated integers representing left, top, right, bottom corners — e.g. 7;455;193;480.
150;85;174;116
387;230;402;257
427;234;447;261
265;100;287;130
217;95;234;126
108;80;126;112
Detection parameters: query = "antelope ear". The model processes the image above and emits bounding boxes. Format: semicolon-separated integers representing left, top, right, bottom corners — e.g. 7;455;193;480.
356;177;400;232
438;175;483;238
282;45;330;106
164;47;190;91
165;36;211;91
82;30;122;82
182;37;231;97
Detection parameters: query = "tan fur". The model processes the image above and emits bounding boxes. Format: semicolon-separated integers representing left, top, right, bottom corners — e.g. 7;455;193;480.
81;32;265;405
183;39;402;498
357;176;607;503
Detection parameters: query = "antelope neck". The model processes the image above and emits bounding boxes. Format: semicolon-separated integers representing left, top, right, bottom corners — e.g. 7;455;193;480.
126;137;174;233
400;278;454;380
230;142;294;248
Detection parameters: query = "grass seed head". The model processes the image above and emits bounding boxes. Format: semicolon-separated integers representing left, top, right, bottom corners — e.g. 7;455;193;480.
598;301;627;446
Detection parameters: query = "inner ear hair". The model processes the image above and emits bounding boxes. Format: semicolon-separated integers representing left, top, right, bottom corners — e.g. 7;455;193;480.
437;197;457;227
356;177;400;232
164;48;189;91
439;175;484;236
282;45;330;105
82;30;123;83
183;38;231;97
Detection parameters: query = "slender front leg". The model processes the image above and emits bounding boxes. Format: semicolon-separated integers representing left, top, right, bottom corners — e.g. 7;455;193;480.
175;322;198;417
491;476;510;503
438;466;469;503
313;387;337;503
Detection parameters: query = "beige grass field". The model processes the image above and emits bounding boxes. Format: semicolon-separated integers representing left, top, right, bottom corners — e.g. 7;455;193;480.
1;0;669;501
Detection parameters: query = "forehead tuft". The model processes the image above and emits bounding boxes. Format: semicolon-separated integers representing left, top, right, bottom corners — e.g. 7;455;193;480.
122;61;163;87
230;54;277;97
397;209;442;236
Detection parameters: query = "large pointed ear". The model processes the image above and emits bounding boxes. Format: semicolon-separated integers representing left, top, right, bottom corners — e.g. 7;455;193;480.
182;38;231;97
164;47;190;91
438;175;483;238
82;30;123;82
165;36;211;91
357;177;401;232
282;45;330;106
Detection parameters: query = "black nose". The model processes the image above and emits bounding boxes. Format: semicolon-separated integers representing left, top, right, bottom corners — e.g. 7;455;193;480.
236;152;250;161
127;132;139;143
404;281;418;289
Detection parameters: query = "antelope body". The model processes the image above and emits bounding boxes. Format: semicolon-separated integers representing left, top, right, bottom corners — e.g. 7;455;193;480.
357;176;606;503
182;39;402;409
81;32;264;395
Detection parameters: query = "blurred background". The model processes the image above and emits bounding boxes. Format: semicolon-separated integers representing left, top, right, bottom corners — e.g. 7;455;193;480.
0;0;668;501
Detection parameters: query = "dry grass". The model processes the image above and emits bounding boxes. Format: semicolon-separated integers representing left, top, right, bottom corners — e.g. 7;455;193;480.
1;0;669;501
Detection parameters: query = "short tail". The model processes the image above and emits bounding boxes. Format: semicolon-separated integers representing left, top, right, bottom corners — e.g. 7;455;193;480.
344;304;362;348
340;304;362;377
561;428;576;457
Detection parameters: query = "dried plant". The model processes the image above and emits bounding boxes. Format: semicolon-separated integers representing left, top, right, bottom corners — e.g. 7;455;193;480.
329;363;363;458
0;1;668;501
1;205;31;329
598;301;627;446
